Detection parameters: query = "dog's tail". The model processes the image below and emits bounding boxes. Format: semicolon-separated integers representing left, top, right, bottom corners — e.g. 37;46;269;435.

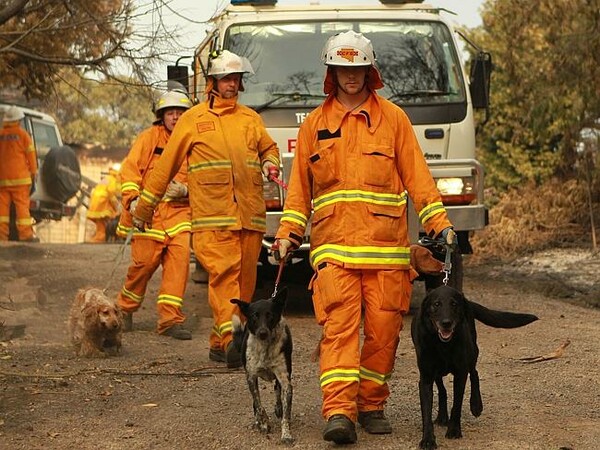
231;314;245;351
469;300;539;328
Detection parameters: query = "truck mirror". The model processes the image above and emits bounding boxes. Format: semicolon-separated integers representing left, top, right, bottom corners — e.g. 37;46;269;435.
469;51;492;110
167;65;189;93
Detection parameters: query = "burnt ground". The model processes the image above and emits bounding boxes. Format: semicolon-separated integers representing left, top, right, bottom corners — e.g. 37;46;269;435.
0;242;599;450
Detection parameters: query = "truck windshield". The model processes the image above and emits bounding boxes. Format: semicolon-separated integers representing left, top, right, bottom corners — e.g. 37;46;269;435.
226;20;465;109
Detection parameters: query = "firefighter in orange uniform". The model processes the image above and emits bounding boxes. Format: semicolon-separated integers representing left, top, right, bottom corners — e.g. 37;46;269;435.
87;164;121;243
131;50;280;367
116;89;193;340
0;106;38;242
274;31;457;444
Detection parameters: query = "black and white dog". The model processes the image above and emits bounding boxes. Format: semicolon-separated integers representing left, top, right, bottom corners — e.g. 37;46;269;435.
230;287;294;444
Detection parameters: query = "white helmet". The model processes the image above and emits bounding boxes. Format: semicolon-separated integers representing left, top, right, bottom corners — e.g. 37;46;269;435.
207;50;254;79
321;30;376;67
2;105;25;122
154;90;192;118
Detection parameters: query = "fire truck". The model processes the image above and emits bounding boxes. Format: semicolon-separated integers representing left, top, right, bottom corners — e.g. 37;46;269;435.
175;0;491;288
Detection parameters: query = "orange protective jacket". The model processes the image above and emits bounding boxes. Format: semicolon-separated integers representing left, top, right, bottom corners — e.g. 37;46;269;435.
87;174;120;220
276;93;452;270
0;121;37;187
117;125;191;241
134;93;280;233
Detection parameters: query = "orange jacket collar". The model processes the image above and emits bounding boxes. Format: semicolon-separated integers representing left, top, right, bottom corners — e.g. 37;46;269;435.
207;91;238;115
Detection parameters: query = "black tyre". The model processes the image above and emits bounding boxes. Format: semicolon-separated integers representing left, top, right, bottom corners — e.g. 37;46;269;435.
41;145;81;203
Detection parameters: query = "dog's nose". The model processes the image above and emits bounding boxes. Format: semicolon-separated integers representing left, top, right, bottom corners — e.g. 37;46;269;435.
441;320;453;329
257;329;269;340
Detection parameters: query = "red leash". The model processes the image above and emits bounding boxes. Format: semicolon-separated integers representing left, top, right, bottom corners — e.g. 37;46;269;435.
268;165;288;298
272;259;286;298
268;166;289;190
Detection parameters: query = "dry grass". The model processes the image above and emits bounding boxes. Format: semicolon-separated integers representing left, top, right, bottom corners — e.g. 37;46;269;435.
469;178;596;263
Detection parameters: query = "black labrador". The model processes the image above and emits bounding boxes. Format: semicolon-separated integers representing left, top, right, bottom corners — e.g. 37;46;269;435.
411;285;538;449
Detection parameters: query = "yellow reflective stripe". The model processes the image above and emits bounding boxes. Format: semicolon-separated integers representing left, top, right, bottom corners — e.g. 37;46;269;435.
116;223;131;237
419;201;446;223
157;294;183;308
87;209;116;218
188;160;232;173
121;287;143;303
0;177;32;186
359;366;391;386
192;217;237;228
140;189;160;207
121;182;139;193
320;368;360;387
211;324;221;337
165;221;191;235
218;321;233;335
250;217;266;227
311;244;410;267
16;218;33;225
313;190;406;211
0;216;9;224
264;155;279;166
138;228;166;240
281;209;307;227
246;160;261;169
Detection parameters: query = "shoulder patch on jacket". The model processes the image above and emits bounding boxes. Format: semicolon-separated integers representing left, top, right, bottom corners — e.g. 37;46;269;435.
196;121;215;133
317;128;341;140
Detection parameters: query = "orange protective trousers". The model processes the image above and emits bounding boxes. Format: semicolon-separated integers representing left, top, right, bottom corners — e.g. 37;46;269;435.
0;186;33;241
90;218;107;243
117;232;190;334
193;229;262;352
311;263;411;422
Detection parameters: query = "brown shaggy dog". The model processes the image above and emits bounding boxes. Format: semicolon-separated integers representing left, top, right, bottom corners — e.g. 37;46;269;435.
69;288;123;357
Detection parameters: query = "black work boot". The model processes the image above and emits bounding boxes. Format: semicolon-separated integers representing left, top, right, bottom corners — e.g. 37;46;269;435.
162;324;192;340
123;312;133;332
357;410;392;434
208;348;225;363
323;414;357;444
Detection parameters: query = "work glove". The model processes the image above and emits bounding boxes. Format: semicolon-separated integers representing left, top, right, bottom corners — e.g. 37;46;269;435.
262;161;280;180
440;227;458;249
272;238;293;261
129;198;139;215
129;198;151;231
132;215;146;232
164;180;188;199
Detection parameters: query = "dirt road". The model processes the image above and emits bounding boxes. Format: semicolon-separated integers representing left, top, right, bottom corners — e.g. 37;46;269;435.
0;243;599;449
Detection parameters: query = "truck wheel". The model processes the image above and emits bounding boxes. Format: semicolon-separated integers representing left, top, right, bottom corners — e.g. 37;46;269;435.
42;145;81;203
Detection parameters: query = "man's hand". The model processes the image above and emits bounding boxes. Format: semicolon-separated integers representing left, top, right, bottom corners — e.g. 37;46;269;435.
164;180;188;199
272;239;292;261
132;216;146;231
441;227;458;249
129;198;153;231
262;161;280;180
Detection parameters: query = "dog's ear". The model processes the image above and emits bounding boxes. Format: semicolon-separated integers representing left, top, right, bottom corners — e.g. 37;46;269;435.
230;298;249;317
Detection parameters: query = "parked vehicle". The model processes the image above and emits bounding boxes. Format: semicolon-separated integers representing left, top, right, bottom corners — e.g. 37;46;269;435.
177;0;492;287
0;103;82;238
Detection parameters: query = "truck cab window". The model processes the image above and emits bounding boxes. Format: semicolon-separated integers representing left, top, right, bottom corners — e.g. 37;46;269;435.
226;20;465;109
